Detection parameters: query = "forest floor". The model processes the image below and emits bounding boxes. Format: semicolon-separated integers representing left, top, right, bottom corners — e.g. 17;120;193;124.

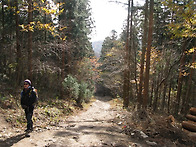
0;96;196;147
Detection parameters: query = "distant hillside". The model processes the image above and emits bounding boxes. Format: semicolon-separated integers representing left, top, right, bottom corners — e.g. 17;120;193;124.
92;41;103;58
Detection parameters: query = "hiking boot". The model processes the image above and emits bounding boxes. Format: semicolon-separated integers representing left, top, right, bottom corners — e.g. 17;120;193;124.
25;128;33;133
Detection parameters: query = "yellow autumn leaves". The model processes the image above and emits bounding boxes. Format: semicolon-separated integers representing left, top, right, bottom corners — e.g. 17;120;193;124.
163;0;196;38
17;1;66;40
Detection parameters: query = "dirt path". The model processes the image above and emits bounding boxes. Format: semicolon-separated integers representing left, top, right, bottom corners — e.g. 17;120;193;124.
1;97;135;147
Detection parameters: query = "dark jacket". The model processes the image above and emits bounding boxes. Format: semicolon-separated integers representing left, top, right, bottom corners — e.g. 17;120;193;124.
21;86;37;108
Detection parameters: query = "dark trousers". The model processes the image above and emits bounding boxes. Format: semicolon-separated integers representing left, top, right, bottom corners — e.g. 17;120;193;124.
25;106;34;130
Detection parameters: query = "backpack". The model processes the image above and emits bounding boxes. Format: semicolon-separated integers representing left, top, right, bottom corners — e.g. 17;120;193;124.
33;88;38;99
30;87;38;104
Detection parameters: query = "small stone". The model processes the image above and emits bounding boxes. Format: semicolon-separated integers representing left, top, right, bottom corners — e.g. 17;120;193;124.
73;136;79;141
116;114;120;118
131;133;135;136
15;130;20;133
140;131;148;139
118;122;122;125
69;124;76;127
146;140;157;146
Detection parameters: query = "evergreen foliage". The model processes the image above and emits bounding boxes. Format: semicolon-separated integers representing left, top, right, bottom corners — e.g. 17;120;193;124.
0;0;95;106
0;0;195;115
63;75;80;100
99;30;125;96
62;75;93;106
98;0;195;115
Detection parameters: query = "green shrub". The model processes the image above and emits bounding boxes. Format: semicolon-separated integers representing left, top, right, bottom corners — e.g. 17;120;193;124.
78;81;93;105
63;75;94;106
62;75;80;100
84;89;93;103
78;81;88;104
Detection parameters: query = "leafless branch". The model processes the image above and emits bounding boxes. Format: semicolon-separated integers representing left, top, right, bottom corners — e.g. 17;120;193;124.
108;1;128;6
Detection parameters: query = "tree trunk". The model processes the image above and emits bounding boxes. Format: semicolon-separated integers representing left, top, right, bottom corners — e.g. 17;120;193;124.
15;0;22;86
27;0;33;80
143;0;154;108
193;86;196;107
190;107;196;115
60;42;65;99
181;79;188;114
161;60;169;111
161;82;168;111
186;114;196;122
44;13;47;42
175;39;188;115
183;48;196;113
0;1;4;77
153;76;159;112
1;0;5;41
182;121;196;132
44;1;47;43
138;0;148;108
168;81;172;113
123;0;131;108
129;0;134;101
149;81;154;107
133;31;138;100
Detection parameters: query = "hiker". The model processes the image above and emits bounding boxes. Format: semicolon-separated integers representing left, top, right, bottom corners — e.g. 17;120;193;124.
21;79;37;132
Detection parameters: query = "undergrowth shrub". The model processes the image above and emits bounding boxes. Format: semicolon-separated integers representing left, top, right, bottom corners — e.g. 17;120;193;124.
78;81;93;104
62;75;80;100
84;89;93;103
63;75;94;106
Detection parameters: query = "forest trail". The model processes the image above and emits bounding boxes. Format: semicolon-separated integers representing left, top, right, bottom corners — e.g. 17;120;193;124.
2;96;136;147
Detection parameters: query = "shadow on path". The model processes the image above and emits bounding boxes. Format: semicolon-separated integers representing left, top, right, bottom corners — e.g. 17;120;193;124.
0;133;26;147
95;96;113;102
54;124;125;143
